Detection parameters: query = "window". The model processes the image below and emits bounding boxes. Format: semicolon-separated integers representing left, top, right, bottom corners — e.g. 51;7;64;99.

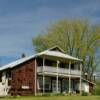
38;77;43;90
45;77;51;90
62;79;69;92
45;59;56;67
38;77;51;91
37;58;43;66
71;64;74;69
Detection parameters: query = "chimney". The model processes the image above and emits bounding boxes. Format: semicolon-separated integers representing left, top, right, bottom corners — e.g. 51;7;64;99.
21;53;26;58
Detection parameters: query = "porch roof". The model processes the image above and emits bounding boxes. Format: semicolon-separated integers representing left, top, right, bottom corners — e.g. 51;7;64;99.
37;50;82;62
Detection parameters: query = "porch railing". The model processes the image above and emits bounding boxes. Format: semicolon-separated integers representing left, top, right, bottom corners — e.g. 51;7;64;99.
37;66;81;76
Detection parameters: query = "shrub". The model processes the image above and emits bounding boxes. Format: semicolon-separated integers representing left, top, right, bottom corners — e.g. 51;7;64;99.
81;91;88;96
94;88;100;95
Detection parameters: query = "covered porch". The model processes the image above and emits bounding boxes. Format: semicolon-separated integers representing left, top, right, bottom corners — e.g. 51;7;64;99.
37;75;81;94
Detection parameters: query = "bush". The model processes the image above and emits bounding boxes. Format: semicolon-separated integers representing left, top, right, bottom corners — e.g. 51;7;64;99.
94;88;100;95
81;91;88;96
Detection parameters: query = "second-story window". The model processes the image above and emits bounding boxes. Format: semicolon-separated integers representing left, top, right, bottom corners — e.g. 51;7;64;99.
37;58;43;66
71;64;75;69
45;59;56;67
60;63;69;68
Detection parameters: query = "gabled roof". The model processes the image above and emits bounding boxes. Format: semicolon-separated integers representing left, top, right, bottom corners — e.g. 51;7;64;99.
37;50;82;61
0;46;82;71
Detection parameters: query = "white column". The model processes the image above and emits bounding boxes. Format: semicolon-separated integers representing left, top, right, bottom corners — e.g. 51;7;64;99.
69;61;71;93
56;60;59;93
80;63;82;95
43;57;45;93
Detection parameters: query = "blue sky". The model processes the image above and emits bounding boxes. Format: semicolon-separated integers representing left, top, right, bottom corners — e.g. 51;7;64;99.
0;0;100;66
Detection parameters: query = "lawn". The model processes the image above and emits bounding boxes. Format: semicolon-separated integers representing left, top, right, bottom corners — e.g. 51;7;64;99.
0;96;100;100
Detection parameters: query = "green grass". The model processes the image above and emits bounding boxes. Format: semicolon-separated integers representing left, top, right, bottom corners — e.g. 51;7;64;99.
0;95;100;100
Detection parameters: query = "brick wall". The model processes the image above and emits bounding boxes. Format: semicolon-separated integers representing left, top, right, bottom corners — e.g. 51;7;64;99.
10;59;37;96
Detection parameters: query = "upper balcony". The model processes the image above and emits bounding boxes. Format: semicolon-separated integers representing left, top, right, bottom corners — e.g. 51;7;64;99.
37;66;81;76
37;56;82;77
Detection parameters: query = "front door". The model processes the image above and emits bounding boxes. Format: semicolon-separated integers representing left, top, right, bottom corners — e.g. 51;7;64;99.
52;80;61;93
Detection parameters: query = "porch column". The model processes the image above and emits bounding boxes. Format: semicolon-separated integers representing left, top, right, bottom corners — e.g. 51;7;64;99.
68;61;71;93
56;60;59;93
34;59;37;96
80;63;82;95
43;57;45;93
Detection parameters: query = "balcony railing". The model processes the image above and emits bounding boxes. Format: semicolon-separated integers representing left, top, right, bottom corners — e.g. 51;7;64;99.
37;66;81;76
